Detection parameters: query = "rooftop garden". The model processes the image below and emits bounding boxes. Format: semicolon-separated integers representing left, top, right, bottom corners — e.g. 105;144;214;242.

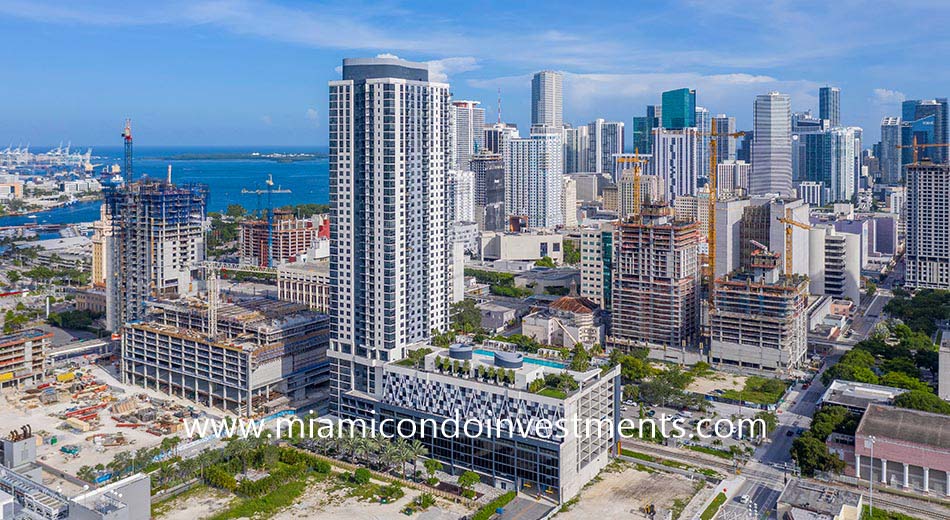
529;372;580;399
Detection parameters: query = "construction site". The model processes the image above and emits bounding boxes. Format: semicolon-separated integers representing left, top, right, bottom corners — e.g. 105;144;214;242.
709;230;810;373
103;175;208;329
607;205;702;357
0;359;221;490
121;296;330;417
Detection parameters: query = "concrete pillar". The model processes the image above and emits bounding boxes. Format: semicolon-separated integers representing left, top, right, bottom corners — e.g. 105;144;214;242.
903;463;909;488
855;454;861;479
881;459;888;484
924;467;930;493
946;470;950;496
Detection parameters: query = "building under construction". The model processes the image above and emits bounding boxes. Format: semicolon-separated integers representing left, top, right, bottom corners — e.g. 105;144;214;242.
104;178;208;330
121;297;329;416
239;209;329;266
608;206;701;354
0;329;53;388
709;248;809;372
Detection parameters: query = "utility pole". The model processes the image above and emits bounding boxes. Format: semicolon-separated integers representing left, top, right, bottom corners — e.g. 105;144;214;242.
866;435;876;517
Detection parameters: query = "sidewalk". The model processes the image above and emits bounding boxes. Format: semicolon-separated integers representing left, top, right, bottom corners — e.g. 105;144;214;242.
689;476;745;520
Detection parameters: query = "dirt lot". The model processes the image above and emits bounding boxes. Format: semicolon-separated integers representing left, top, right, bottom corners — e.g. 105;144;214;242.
686;372;748;397
154;474;471;520
557;462;701;520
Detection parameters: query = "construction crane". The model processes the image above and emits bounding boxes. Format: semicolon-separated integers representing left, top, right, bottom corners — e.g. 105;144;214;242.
699;121;745;290
240;174;291;267
615;148;650;219
122;119;133;180
896;134;950;165
776;209;812;277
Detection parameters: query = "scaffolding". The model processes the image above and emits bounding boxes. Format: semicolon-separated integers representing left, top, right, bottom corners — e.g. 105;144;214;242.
104;178;208;325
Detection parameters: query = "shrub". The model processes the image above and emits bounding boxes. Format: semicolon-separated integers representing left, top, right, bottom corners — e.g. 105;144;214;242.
353;468;372;485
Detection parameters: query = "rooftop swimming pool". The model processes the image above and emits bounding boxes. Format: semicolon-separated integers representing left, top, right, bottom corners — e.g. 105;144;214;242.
473;349;567;370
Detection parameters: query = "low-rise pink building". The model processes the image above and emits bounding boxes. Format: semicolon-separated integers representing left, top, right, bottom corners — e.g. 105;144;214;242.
853;404;950;496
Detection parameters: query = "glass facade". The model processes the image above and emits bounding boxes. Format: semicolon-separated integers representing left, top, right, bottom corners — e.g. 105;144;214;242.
661;88;696;129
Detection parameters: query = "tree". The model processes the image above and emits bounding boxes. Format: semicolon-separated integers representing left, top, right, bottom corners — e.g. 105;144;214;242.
894;390;950;415
6;271;20;285
451;299;482;333
791;433;845;476
754;411;778;435
424;458;443;485
880;371;932;393
809;406;857;441
225;204;247;218
77;465;97;483
569;343;590;371
562;240;581;265
457;470;480;498
534;256;556;268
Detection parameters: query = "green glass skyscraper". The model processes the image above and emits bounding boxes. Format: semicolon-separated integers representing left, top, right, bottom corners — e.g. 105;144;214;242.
662;88;696;129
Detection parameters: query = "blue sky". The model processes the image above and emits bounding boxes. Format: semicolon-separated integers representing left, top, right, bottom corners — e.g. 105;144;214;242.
2;0;948;147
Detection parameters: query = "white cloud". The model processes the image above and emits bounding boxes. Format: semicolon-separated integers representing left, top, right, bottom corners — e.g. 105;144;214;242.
261;115;273;126
426;57;479;83
376;53;400;59
872;88;906;105
305;108;318;127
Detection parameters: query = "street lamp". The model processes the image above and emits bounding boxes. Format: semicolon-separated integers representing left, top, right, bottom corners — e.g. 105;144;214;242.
865;435;876;517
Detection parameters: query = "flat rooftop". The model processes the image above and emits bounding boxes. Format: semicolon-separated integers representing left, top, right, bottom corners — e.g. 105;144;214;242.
819;380;907;411
856;404;950;451
778;478;861;517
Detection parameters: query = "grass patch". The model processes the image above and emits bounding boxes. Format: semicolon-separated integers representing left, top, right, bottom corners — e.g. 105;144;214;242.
537;387;567;399
687;445;734;460
862;505;924;520
720;376;788;405
207;477;313;520
620;449;655;462
700;493;727;520
473;491;516;520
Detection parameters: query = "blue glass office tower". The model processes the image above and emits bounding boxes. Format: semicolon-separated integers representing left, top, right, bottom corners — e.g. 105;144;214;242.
661;88;696;129
902;99;948;163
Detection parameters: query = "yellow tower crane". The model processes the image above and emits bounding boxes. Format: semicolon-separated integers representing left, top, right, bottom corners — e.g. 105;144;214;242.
615;148;650;219
696;122;744;304
776;209;812;277
896;134;950;165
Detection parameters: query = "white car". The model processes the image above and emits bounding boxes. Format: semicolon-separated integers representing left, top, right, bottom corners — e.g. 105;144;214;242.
621;406;628;412
739;495;751;504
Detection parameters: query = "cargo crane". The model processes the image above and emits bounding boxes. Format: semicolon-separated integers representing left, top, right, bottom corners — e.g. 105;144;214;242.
776;209;812;277
240;174;291;267
615;148;650;219
896;134;950;165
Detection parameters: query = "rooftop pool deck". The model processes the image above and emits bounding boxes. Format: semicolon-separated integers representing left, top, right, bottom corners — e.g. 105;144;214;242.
472;348;567;370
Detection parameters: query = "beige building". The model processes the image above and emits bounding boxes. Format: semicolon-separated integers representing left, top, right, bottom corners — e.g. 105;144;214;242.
277;262;330;313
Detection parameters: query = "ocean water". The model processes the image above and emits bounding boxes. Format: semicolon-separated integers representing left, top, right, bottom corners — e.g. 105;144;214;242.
0;146;330;226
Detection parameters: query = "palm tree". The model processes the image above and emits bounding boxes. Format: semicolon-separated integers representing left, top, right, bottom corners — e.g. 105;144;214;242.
379;441;401;473
405;439;428;479
394;438;412;479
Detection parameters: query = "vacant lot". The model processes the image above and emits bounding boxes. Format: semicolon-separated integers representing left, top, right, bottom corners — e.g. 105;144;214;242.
557;463;701;519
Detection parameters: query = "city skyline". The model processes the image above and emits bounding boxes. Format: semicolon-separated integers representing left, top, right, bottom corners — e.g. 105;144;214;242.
2;0;949;146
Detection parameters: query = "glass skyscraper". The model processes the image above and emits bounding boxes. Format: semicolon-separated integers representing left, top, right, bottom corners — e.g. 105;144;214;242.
819;86;841;128
661;88;696;129
902;99;948;163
